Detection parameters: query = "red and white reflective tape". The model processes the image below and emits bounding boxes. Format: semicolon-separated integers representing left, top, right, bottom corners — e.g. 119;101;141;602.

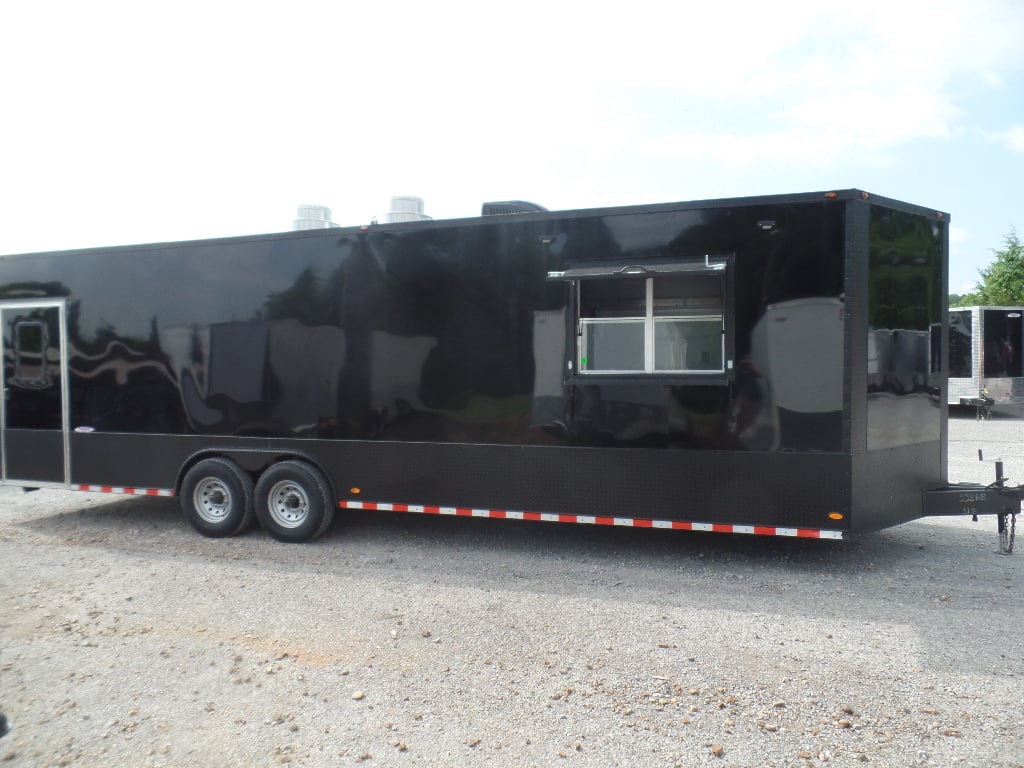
73;484;175;497
338;500;844;540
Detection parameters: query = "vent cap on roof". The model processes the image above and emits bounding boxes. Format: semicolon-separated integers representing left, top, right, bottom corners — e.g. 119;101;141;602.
481;200;548;216
293;205;339;230
381;196;431;223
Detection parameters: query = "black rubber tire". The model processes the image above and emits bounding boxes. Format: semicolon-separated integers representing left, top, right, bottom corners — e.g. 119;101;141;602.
180;457;255;538
254;460;335;543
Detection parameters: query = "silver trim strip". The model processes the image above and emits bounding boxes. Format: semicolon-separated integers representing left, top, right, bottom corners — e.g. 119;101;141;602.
60;301;70;486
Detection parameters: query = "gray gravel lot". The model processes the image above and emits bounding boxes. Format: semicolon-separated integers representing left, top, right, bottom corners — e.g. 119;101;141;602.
1;411;1023;768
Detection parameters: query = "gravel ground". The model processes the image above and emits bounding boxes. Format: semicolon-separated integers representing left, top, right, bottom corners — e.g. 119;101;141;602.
1;412;1022;768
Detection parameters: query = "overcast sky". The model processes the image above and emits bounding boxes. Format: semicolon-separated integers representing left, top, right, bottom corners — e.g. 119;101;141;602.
1;0;1021;294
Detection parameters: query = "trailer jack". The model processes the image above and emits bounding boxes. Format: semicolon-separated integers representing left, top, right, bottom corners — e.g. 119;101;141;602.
998;511;1016;554
989;457;1018;554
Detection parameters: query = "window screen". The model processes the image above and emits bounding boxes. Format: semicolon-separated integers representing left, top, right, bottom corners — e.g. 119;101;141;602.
577;274;725;375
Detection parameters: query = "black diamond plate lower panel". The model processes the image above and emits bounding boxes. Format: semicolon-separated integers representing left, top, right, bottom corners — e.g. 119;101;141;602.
325;442;852;531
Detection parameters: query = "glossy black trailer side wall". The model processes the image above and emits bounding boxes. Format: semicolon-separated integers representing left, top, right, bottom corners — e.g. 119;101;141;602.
850;199;947;531
0;191;947;533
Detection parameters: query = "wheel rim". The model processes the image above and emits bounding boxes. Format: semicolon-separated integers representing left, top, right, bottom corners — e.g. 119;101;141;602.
266;480;310;529
193;478;232;524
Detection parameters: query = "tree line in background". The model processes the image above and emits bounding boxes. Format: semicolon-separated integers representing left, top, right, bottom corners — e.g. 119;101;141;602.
950;229;1023;307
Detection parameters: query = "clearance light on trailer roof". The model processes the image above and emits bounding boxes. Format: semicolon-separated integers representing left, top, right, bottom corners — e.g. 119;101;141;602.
823;191;870;199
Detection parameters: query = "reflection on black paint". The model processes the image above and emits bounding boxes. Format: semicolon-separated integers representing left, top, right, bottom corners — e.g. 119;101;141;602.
0;199;908;456
3;306;62;430
750;297;844;452
867;205;943;448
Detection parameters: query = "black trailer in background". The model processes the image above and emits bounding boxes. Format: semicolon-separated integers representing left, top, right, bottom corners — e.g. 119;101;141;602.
2;189;1009;545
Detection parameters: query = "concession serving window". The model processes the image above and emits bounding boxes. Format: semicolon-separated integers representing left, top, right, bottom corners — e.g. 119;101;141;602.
548;257;733;379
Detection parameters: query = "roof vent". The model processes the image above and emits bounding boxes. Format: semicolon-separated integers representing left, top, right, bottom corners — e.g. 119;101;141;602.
481;200;548;216
293;205;339;230
381;196;431;223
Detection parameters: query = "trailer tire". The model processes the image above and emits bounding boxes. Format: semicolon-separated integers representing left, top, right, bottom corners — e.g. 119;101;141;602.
254;460;334;543
181;458;255;538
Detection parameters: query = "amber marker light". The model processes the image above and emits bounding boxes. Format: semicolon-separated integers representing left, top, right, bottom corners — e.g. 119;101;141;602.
828;512;845;521
350;487;361;494
825;191;838;199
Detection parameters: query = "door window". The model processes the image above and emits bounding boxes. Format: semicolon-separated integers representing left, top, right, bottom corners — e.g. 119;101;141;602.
14;320;48;386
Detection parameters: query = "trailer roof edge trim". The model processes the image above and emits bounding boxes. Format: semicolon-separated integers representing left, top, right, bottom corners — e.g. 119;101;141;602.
0;189;948;261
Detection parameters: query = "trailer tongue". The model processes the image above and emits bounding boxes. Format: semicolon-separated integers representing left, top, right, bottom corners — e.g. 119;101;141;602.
924;455;1021;553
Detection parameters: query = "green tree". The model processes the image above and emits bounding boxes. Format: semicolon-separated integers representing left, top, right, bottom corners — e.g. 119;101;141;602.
949;289;985;307
951;228;1023;306
979;228;1024;305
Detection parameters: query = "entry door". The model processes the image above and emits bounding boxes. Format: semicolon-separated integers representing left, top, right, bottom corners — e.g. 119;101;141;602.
1;301;69;485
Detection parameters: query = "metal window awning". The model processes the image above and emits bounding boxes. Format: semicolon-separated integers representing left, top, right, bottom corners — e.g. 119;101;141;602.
547;257;728;281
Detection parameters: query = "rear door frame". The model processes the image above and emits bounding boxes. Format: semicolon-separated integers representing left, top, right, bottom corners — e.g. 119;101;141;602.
0;298;71;487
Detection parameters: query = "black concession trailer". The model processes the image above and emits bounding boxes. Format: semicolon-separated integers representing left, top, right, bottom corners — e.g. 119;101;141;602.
0;189;1019;548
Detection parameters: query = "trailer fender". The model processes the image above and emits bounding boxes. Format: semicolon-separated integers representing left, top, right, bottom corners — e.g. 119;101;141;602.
175;448;336;499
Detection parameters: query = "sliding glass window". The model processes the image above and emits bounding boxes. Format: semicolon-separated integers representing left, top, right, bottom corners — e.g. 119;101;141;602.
578;274;724;375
